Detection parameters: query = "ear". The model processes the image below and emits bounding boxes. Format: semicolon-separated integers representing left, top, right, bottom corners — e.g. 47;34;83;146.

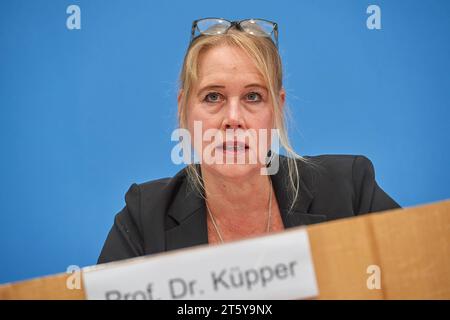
278;87;286;110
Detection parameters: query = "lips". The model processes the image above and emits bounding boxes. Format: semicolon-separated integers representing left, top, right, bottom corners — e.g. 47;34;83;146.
217;141;249;152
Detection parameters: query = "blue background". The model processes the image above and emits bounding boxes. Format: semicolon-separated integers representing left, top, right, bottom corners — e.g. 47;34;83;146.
1;0;449;283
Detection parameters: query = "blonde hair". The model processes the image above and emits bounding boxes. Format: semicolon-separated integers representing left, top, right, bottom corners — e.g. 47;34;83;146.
178;27;308;213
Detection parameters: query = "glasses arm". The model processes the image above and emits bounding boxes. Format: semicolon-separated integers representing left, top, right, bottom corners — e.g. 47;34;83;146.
190;20;198;42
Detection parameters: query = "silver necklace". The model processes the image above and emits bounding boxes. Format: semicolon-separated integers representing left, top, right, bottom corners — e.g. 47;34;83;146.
206;179;273;243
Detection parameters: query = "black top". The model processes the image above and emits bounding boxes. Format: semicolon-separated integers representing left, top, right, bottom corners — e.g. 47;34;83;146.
98;154;401;264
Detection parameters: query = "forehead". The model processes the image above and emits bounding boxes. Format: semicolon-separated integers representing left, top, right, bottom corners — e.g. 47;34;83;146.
197;44;265;86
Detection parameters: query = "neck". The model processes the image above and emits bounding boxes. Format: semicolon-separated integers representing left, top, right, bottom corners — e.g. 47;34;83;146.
201;167;272;224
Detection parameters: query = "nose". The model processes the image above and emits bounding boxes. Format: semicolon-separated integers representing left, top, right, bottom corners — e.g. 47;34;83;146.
222;97;244;130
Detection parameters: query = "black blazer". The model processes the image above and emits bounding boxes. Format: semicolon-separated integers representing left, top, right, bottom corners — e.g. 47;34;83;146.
98;154;401;264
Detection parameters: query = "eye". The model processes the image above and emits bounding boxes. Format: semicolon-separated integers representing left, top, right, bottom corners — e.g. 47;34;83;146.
203;92;224;103
246;92;262;102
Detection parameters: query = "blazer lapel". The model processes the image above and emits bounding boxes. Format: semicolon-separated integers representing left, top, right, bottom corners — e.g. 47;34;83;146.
165;178;209;251
271;156;327;228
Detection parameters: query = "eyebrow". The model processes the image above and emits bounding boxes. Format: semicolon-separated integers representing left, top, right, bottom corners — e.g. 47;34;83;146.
197;83;268;96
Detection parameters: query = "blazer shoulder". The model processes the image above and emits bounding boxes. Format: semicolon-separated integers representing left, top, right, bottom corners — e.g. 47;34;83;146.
300;154;375;211
304;153;370;166
113;177;172;237
125;171;186;220
302;154;374;183
135;176;173;197
301;154;400;214
122;177;172;215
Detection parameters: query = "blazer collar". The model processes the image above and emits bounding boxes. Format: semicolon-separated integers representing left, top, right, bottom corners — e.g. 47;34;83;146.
165;155;320;251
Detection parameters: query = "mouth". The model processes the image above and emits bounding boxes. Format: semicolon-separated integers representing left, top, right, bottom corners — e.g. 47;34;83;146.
216;141;249;154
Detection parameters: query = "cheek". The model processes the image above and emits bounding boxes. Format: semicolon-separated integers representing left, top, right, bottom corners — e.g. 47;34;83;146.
187;103;223;132
186;104;218;155
187;102;209;122
251;108;274;130
252;111;274;152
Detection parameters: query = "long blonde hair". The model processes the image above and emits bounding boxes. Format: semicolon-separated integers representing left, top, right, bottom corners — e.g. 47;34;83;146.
178;27;308;213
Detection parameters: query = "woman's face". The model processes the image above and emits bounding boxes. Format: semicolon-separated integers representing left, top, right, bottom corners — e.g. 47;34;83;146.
183;44;285;181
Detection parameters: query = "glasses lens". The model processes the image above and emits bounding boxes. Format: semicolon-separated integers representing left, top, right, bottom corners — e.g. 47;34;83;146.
196;18;231;36
240;19;275;37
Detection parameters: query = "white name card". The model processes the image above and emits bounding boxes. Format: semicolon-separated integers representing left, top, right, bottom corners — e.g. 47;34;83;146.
83;229;318;300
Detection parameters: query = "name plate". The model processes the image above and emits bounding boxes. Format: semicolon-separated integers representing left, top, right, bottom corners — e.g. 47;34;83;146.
83;229;318;300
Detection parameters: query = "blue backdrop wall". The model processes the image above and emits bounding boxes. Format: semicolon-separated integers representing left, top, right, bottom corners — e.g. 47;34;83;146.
1;0;449;283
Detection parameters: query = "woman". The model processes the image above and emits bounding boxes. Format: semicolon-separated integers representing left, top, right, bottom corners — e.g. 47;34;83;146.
98;18;400;264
